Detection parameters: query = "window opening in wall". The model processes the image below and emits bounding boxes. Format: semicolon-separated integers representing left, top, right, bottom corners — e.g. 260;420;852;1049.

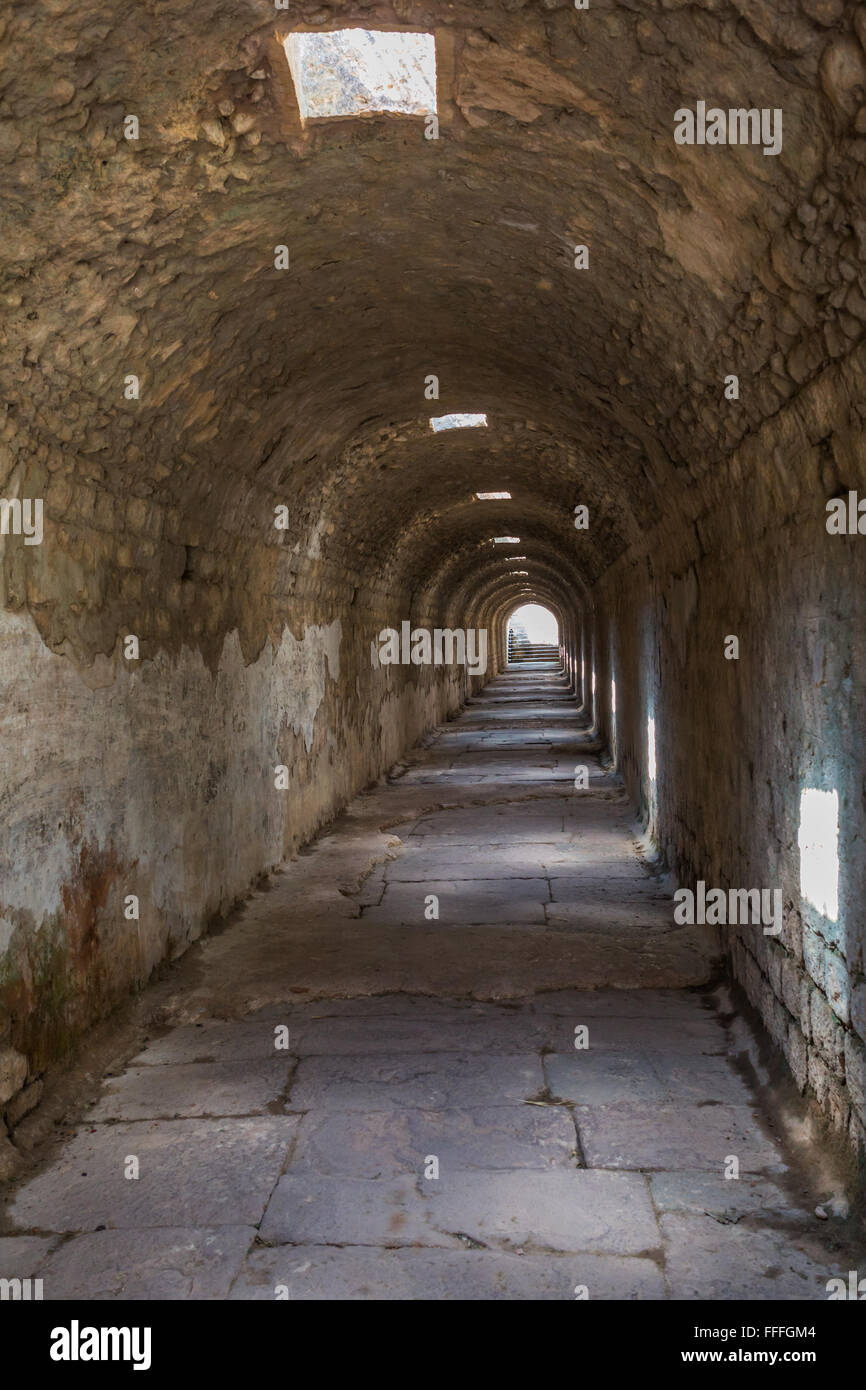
647;715;657;782
610;678;618;765
509;570;528;576
430;413;487;432
284;30;437;120
493;536;520;544
476;491;511;500
798;787;839;922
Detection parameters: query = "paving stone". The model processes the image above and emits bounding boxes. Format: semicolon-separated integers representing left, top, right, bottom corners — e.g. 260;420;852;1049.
0;1234;60;1280
550;871;662;895
495;729;562;742
557;1016;725;1053
384;846;561;880
9;1117;299;1231
545;902;676;929
291;1014;549;1053
229;1245;665;1300
38;1226;255;1300
2;671;849;1302
650;1171;814;1223
544;1051;669;1104
356;868;386;907
288;1106;577;1176
88;1059;292;1120
547;882;670;903
529;988;716;1019
544;854;643;872
576;1102;788;1173
362;879;549;926
290;1054;544;1111
421;1169;660;1253
417;773;575;787
129;1019;293;1066
410;804;570;841
259;1174;459;1247
644;1053;755;1104
660;1213;839;1299
254;995;494;1021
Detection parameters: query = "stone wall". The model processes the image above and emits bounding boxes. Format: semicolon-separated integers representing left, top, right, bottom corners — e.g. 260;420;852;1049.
3;0;866;1167
0;585;470;1145
591;344;866;1160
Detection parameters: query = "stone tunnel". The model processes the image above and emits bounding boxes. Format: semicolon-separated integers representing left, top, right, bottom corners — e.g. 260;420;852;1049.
1;0;865;1306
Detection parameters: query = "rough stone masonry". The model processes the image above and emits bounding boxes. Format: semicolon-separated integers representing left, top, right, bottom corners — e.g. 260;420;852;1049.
0;0;865;1296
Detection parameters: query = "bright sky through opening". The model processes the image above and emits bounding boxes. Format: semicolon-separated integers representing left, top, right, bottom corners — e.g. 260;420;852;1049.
430;414;487;432
509;603;559;644
285;31;437;120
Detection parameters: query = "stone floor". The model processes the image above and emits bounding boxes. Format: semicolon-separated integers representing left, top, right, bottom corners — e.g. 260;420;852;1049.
1;670;861;1299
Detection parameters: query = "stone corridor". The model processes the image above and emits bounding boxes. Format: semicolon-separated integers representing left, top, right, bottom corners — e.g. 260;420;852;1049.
2;0;866;1312
1;672;860;1299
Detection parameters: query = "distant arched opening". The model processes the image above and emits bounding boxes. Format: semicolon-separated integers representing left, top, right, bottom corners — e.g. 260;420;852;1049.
506;603;561;666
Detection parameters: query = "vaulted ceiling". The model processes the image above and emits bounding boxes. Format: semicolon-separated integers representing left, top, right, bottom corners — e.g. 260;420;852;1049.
2;0;863;656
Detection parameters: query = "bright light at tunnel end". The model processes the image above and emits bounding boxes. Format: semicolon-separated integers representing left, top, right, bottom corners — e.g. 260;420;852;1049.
430;413;487;432
798;788;839;922
508;603;559;645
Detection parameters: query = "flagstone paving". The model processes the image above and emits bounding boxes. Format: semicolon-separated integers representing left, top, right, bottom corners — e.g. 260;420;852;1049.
1;671;861;1299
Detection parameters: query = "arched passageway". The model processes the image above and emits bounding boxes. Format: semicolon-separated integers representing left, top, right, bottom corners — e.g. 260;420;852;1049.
506;602;561;664
0;0;865;1307
508;605;560;648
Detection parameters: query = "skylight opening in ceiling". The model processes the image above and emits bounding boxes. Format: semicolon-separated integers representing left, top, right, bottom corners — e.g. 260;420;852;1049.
284;30;437;121
430;414;487;432
476;491;511;500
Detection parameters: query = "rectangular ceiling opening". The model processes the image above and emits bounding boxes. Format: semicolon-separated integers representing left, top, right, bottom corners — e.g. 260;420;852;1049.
493;536;520;544
430;414;487;432
284;30;437;120
476;491;511;500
